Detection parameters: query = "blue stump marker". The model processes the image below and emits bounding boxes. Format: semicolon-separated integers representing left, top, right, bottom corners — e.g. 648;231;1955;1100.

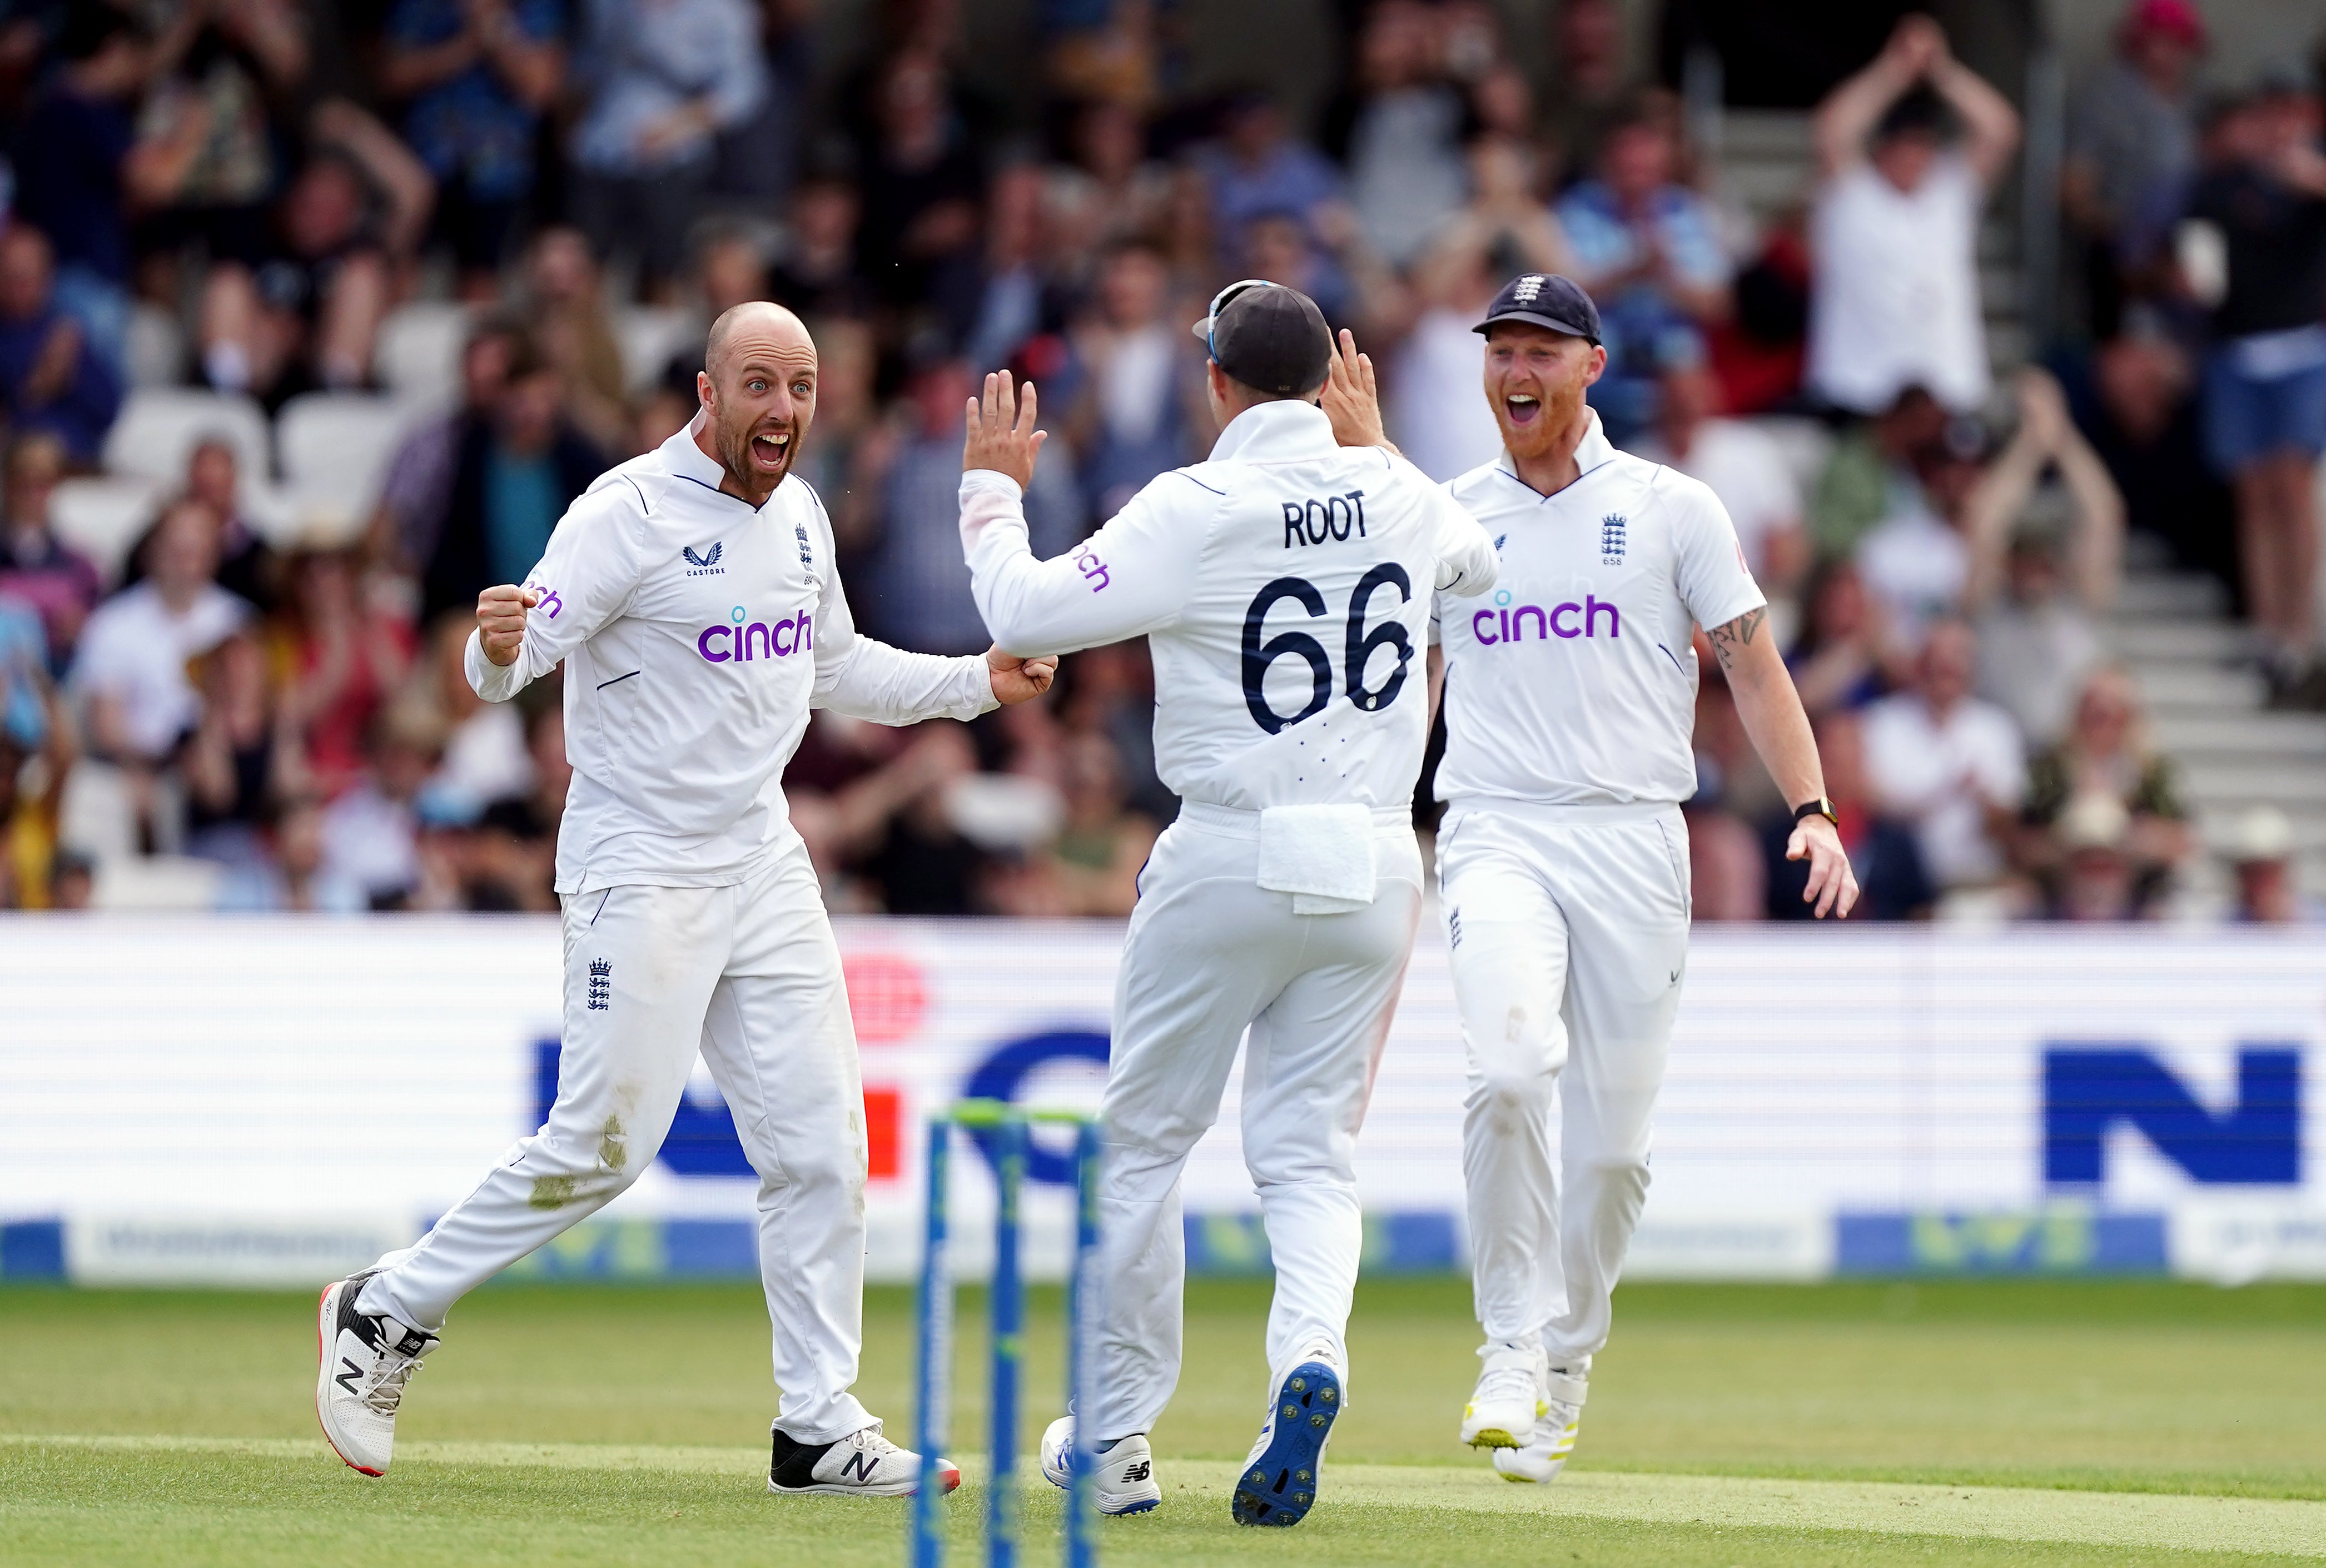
908;1104;1102;1568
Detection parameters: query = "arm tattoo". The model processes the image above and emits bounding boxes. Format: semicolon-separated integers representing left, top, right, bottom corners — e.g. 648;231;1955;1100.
1706;607;1767;673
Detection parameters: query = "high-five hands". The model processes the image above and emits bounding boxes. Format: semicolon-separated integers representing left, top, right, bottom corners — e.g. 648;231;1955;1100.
962;370;1047;490
1319;328;1394;453
476;584;538;667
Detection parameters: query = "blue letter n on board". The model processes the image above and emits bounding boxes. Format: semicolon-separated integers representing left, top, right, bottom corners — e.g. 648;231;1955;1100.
2044;1045;2302;1185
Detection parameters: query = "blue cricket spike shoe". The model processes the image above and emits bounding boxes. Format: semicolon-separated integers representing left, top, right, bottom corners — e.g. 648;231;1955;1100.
1231;1341;1343;1526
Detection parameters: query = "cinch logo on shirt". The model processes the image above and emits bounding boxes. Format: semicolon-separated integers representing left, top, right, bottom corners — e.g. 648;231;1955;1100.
1471;589;1620;644
697;605;813;662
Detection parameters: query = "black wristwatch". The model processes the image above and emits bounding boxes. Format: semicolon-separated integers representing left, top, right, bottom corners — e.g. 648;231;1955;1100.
1793;797;1839;828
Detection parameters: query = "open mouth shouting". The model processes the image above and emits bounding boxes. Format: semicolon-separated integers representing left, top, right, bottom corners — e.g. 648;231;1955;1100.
1502;392;1543;427
749;426;795;474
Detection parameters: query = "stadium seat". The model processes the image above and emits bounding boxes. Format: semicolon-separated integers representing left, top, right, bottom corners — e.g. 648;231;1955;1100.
274;392;418;546
375;301;472;406
48;475;165;583
614;306;699;393
100;388;270;490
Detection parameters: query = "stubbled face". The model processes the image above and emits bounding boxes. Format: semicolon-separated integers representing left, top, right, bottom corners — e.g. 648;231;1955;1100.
700;308;817;500
1483;322;1603;460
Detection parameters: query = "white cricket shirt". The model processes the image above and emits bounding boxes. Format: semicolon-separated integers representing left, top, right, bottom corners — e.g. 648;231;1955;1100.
1433;411;1765;808
467;418;996;894
960;399;1498;812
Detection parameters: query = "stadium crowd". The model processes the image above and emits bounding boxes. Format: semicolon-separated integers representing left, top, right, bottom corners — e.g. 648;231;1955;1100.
0;0;2313;923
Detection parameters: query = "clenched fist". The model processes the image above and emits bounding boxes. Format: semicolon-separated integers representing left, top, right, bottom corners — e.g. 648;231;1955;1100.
477;584;537;667
986;646;1058;704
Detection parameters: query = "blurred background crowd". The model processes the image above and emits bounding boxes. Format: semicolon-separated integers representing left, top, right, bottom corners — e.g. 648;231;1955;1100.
0;0;2321;924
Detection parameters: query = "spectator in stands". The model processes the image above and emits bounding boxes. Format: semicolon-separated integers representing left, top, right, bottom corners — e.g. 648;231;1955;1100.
380;0;566;298
374;315;523;575
420;333;605;622
768;171;871;321
182;629;291;865
416;613;533;816
130;0;310;274
853;47;984;312
1062;240;1195;520
1786;557;1906;716
519;226;629;454
1809;383;1946;561
1038;729;1158;917
0;433;100;673
2180;69;2326;707
955;164;1062;374
1862;617;2025;893
1964;370;2125;746
1853;417;1982;649
13;5;156;375
2042;793;2140;921
0;673;73;909
2018;665;2188;909
1194;91;1345;276
321;705;440;907
1324;0;1469;271
1045;99;1171;279
272;547;416;802
0;225;122;464
568;0;766;298
217;795;366;912
788;316;883;560
1764;708;1933;921
2062;0;2205;338
2224;805;2314;923
1387;134;1572;481
71;498;250;843
1805;16;2019;417
2056;318;2238;595
1556;93;1732;440
1635;350;1807;616
179;436;275;611
198;151;396;404
1539;0;1628;190
861;354;1081;654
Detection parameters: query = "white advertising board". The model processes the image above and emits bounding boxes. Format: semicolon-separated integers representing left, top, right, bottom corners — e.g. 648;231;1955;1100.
1;918;2319;1284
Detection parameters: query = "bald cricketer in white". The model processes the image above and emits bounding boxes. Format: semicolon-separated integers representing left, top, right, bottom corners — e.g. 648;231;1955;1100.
314;302;1056;1497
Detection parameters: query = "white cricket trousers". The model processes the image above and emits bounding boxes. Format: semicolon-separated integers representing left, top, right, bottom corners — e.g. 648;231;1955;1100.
359;839;876;1443
1437;800;1691;1368
1092;803;1423;1445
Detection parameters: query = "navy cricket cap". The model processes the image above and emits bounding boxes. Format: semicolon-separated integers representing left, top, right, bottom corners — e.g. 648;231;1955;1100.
1474;272;1602;346
1192;279;1332;396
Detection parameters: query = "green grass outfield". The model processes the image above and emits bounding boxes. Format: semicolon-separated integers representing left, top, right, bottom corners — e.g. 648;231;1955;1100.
4;1277;2323;1565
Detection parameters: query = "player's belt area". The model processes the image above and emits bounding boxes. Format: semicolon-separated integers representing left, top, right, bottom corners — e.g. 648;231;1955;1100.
1177;802;1413;836
1439;798;1679;828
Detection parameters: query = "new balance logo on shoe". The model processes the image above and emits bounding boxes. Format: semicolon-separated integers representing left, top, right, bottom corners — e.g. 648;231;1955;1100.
334;1359;362;1396
1123;1460;1151;1482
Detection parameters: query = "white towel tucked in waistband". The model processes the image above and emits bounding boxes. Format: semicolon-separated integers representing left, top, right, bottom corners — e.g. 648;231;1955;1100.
1256;803;1377;915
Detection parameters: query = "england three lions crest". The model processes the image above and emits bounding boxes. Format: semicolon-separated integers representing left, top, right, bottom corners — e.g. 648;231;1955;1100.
1599;513;1626;566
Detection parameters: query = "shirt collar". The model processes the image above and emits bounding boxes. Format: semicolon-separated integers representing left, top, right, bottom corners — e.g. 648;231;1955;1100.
664;412;734;492
1206;399;1336;464
1493;407;1618;496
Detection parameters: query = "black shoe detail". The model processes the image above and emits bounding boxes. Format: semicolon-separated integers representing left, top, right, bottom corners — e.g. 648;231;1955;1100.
1122;1459;1150;1482
769;1427;839;1490
334;1271;436;1360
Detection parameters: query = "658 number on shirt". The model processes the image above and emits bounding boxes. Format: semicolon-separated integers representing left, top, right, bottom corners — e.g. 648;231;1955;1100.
1240;565;1413;734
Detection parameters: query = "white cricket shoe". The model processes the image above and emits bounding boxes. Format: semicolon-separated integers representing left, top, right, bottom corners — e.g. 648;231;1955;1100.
768;1421;959;1497
315;1271;439;1477
1231;1339;1343;1527
1460;1341;1546;1449
1038;1417;1162;1515
1491;1358;1588;1485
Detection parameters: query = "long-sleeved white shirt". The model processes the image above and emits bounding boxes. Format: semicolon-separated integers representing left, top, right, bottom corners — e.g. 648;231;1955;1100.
468;419;996;894
960;399;1497;813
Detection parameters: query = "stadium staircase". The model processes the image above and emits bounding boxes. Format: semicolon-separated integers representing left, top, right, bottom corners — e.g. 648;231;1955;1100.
1714;109;2326;907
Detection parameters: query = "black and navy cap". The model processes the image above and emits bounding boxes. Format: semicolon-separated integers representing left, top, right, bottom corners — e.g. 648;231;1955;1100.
1474;272;1602;346
1192;279;1332;396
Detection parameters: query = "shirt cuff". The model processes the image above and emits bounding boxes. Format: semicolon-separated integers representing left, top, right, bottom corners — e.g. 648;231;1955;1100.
960;470;1025;502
